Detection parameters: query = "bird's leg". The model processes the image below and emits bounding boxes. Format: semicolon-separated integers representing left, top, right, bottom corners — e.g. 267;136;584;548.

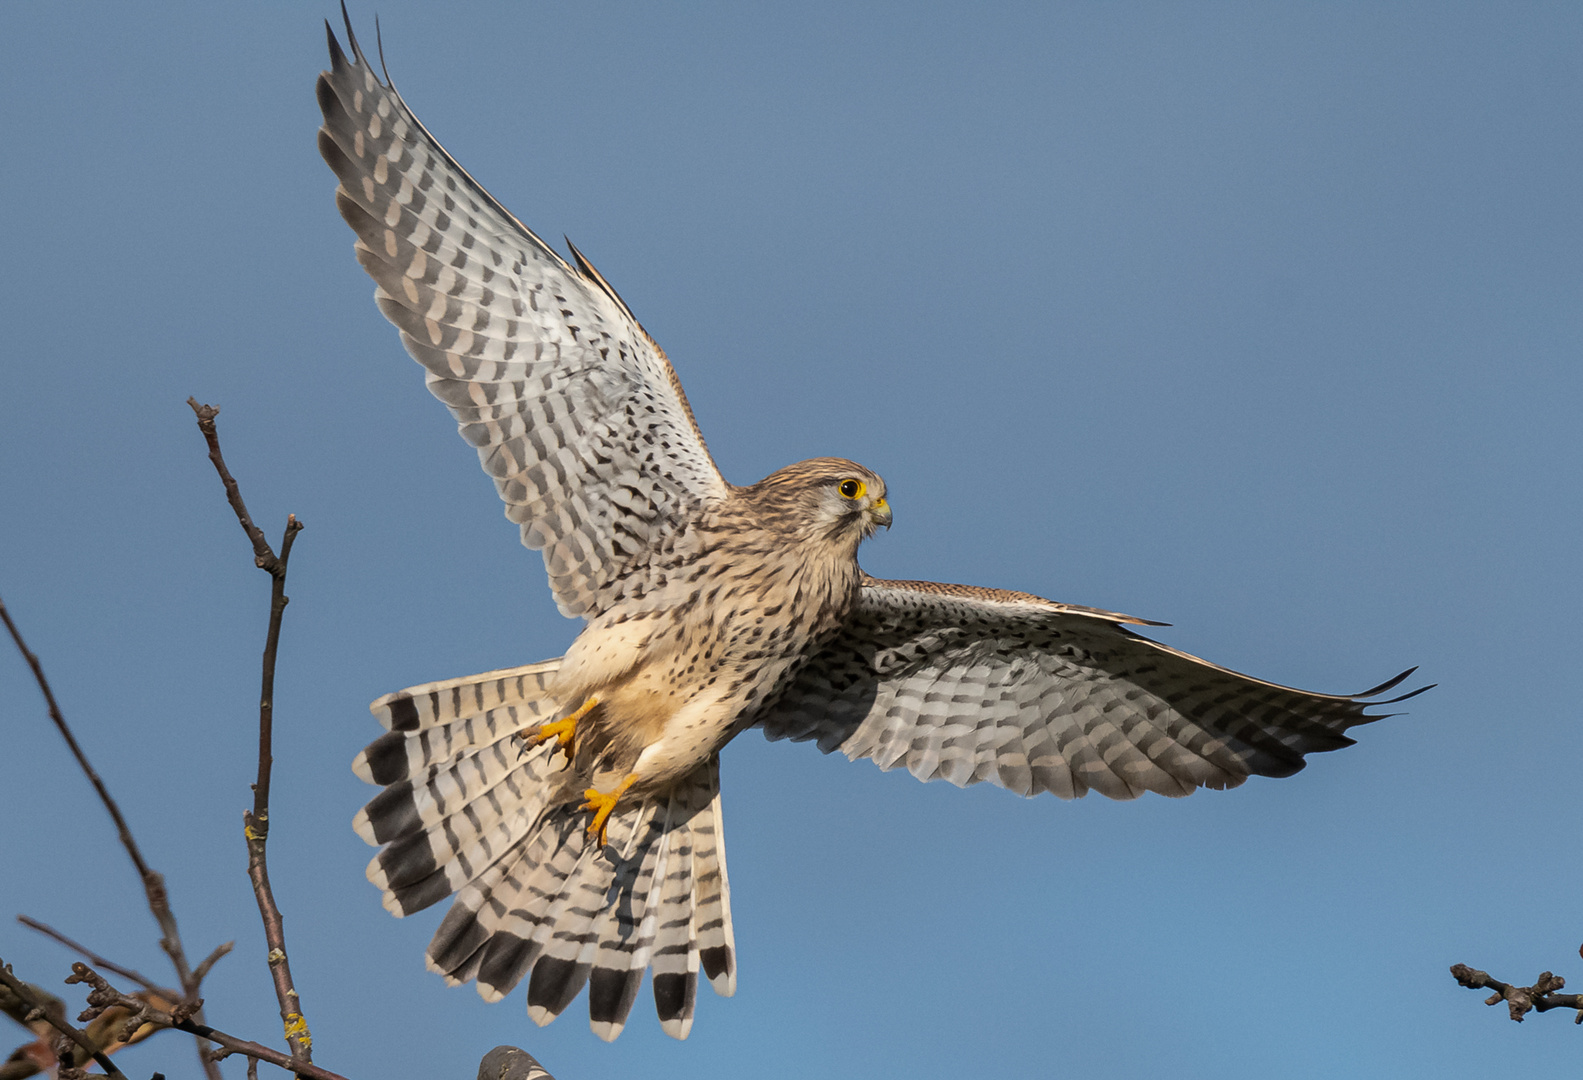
522;695;599;755
581;772;640;847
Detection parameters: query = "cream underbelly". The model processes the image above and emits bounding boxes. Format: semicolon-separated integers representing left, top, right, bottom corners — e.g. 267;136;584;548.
628;687;737;785
548;590;833;793
589;674;727;777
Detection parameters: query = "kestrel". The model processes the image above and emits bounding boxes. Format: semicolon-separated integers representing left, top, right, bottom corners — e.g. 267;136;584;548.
317;14;1425;1042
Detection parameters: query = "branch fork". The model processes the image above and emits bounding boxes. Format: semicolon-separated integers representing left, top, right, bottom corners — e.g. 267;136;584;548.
188;399;314;1065
1450;949;1583;1024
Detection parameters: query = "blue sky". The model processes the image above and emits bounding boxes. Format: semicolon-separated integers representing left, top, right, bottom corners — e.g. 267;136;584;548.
2;3;1580;1078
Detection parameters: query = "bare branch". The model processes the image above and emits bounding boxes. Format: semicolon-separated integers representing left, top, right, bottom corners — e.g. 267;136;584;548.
192;942;236;986
189;399;314;1065
1450;948;1583;1025
0;959;126;1079
1;598;225;1079
251;513;302;823
0;599;159;911
70;964;350;1080
15;916;166;995
186;399;282;575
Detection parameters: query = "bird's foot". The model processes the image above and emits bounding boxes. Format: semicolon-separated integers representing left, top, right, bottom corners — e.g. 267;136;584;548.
581;773;639;847
523;696;599;754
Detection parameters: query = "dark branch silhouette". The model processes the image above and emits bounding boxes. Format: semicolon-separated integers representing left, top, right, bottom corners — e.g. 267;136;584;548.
1450;948;1583;1025
0;959;126;1079
16;916;172;995
1;597;224;1079
188;399;313;1067
4;400;564;1080
69;963;352;1080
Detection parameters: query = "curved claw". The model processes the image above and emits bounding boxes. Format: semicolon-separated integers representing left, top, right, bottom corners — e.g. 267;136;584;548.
521;696;599;755
581;773;639;846
526;716;578;749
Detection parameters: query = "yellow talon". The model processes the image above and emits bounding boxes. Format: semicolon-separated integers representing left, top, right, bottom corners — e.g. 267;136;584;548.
523;696;599;753
581;773;639;847
527;716;577;748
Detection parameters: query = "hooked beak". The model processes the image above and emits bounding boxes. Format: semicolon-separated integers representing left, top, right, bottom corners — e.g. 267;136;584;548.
867;497;892;531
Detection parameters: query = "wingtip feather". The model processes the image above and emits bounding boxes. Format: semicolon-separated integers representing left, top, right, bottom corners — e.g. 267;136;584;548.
323;20;346;71
1379;681;1435;706
339;0;366;70
1355;666;1416;698
374;12;393;85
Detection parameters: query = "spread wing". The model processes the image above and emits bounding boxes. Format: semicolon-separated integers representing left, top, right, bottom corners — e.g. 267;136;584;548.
316;17;728;620
759;578;1427;799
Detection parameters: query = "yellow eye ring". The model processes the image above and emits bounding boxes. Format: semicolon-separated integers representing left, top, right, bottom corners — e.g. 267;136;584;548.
838;479;865;499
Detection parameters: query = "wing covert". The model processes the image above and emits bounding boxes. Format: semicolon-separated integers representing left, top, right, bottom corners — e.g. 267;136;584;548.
317;18;728;620
758;578;1426;800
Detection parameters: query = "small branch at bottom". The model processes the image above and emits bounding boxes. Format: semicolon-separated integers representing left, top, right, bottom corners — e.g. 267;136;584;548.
16;916;167;994
0;958;126;1079
1;598;224;1080
1451;951;1583;1024
70;963;352;1080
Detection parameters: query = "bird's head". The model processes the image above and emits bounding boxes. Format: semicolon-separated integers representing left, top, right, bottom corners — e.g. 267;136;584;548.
748;457;891;545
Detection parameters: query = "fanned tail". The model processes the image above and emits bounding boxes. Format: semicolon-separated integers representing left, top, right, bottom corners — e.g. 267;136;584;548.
353;663;736;1041
354;662;565;916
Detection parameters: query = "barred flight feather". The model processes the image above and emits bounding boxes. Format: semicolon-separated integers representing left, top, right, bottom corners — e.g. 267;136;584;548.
690;765;738;997
649;779;700;1041
368;661;561;734
317;17;727;623
761;580;1427;801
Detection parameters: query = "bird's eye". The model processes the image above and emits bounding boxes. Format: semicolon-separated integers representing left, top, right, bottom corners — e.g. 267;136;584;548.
838;479;864;499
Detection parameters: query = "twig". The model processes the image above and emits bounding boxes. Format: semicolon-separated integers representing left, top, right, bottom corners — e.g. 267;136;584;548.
0;959;125;1079
186;398;286;575
15;916;166;994
0;598;225;1080
69;964;350;1080
189;399;313;1065
192;941;236;986
1450;949;1583;1024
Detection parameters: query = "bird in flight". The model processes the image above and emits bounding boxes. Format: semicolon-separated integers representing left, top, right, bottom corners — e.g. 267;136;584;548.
316;12;1426;1042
